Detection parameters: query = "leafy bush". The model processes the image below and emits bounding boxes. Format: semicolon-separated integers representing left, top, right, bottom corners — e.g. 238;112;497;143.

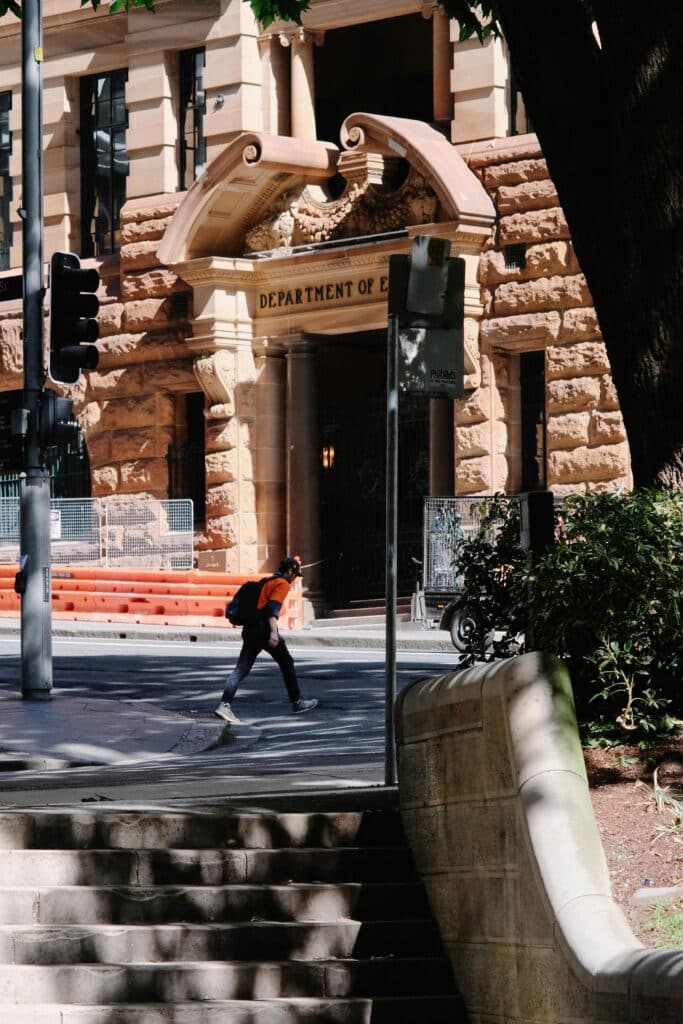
455;490;683;742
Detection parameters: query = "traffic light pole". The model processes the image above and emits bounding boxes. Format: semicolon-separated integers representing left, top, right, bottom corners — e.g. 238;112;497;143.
21;0;52;700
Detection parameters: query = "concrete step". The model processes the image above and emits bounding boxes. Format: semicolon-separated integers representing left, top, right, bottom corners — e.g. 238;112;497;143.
0;882;430;925
0;846;418;886
0;957;456;1002
0;809;405;851
0;995;466;1023
0;920;444;964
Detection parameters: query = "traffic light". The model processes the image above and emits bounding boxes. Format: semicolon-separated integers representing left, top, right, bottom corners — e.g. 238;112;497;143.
49;251;100;385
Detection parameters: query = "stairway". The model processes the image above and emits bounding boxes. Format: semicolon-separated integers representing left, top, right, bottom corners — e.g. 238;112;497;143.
0;801;465;1022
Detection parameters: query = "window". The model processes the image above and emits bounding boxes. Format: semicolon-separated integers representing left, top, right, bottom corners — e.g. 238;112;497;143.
178;48;206;190
504;243;527;270
167;392;206;525
0;92;12;271
80;69;129;256
520;350;546;491
509;67;531;136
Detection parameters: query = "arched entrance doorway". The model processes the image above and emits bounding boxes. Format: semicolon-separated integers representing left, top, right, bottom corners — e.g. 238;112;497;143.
158;113;495;611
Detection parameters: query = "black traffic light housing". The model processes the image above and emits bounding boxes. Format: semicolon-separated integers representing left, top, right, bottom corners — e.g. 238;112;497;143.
49;251;100;385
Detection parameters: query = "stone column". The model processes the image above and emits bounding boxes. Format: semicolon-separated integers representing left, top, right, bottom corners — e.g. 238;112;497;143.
282;29;322;141
284;334;321;592
429;399;455;495
431;5;453;127
126;50;177;199
260;34;291;136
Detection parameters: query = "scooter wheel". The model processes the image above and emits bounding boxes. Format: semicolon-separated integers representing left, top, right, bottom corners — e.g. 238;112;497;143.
449;607;476;652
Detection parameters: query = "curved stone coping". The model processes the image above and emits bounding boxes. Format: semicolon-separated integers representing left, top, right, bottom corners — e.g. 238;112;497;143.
396;652;683;1010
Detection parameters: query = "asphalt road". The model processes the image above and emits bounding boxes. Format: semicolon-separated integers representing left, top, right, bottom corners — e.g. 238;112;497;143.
0;634;461;802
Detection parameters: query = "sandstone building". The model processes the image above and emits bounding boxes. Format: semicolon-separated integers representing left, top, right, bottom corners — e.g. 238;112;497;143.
0;0;631;607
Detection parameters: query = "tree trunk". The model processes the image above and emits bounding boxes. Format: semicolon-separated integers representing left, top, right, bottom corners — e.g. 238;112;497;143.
493;0;682;487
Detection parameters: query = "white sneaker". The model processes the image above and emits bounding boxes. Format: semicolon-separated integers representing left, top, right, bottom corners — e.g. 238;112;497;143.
214;701;240;724
292;698;318;715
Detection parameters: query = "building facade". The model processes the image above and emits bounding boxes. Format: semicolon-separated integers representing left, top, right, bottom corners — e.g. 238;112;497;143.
0;0;631;606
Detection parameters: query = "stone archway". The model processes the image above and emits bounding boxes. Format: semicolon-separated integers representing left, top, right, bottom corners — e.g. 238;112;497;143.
159;113;495;581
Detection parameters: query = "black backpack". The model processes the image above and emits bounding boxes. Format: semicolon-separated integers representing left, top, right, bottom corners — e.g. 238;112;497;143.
225;577;270;626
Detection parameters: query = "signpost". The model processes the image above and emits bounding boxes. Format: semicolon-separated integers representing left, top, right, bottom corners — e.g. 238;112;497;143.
384;236;465;785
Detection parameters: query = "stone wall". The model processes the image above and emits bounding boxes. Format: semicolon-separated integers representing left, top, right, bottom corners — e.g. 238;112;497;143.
396;653;683;1024
459;136;632;497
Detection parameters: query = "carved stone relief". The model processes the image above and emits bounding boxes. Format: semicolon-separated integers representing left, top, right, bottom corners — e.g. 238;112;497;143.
243;164;439;254
193;351;235;418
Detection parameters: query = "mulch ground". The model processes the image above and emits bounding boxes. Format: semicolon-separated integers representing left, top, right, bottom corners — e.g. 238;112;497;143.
586;737;683;944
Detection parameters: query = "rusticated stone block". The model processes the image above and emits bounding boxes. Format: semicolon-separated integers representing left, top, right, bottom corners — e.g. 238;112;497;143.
205;513;239;548
122;269;186;302
86;366;145;398
120;217;173;246
455;455;491;494
205;450;237;485
206;418;240;452
560;305;601;342
86;430;111;465
479;243;578;286
142;360;197;393
0;319;23;377
79;401;103;435
120;240;162;273
206;481;239;517
112;428;164;460
546;341;610;380
92;466;118;494
118;458;167;493
480;311;561;347
456;422;491;458
494;274;591;317
482;157;548;189
547;377;601;413
120;192;183;226
499;207;569;245
456;387;499;425
98;330;189;369
599;374;621;411
589;411;626;445
546;412;590;450
551;481;586;498
525;241;576;278
497;179;559;214
548;442;630;484
103;393;175;431
586;475;631;494
97;302;125;338
123;298;173;333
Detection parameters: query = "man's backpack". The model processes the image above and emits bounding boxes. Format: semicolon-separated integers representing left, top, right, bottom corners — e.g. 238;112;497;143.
225;577;269;626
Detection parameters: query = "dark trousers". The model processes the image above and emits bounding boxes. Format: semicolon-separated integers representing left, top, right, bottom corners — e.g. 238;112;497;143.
221;622;301;704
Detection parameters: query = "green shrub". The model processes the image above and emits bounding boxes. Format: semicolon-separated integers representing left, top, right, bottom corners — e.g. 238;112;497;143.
455;490;683;742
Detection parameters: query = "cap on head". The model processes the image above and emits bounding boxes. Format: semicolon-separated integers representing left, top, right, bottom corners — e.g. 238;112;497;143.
277;556;302;577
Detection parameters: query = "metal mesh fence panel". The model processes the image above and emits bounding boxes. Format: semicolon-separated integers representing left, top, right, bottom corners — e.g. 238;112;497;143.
423;497;495;592
50;498;103;566
0;497;20;562
104;498;194;570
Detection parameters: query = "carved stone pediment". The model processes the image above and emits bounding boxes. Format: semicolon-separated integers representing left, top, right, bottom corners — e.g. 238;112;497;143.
243;159;439;255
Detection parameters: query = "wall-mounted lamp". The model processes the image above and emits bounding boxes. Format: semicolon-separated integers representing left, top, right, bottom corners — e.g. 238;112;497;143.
321;444;335;469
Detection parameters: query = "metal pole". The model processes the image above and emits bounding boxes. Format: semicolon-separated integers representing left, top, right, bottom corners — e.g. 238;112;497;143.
21;0;51;700
385;313;399;786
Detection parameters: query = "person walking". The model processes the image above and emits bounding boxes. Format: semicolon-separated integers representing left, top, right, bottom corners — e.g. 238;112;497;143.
214;556;318;724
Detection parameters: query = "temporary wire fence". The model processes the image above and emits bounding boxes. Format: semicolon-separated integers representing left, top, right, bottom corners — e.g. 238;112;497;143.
423;496;499;593
0;497;194;569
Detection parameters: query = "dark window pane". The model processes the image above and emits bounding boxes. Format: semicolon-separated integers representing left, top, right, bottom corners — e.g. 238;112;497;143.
81;70;128;256
178;48;206;191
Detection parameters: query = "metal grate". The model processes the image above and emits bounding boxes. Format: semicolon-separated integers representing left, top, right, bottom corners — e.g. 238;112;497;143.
423;497;495;593
104;498;194;570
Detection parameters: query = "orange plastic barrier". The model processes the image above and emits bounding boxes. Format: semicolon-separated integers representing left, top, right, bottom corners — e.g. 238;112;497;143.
0;565;305;630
